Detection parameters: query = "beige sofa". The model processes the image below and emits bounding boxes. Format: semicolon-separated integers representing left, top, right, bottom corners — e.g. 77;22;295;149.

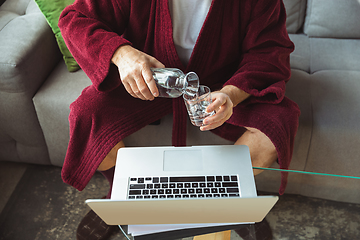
1;0;360;204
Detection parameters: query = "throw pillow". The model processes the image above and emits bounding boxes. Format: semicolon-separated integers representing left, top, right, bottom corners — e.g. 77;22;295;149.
35;0;80;72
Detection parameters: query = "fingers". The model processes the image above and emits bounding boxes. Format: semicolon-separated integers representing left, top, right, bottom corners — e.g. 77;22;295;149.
200;92;233;131
142;67;159;98
115;45;165;100
121;69;154;100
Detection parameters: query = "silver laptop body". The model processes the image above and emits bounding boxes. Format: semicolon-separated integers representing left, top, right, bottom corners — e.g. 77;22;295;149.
86;145;278;225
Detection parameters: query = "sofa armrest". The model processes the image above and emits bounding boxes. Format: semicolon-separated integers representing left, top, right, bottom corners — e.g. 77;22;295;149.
0;0;61;94
0;0;61;164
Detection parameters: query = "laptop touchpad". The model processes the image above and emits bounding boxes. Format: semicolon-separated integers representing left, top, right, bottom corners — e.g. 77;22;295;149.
163;150;203;171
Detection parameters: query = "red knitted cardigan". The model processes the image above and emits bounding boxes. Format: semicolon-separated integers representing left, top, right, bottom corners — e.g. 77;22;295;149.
59;0;300;194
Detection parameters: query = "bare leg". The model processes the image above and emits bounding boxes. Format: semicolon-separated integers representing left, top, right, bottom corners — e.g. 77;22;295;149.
235;127;277;175
97;141;125;171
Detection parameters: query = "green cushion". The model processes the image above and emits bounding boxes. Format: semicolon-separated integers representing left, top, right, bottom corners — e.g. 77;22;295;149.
35;0;80;72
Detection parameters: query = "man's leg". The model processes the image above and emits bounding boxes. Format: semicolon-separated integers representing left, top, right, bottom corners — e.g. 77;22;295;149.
98;141;124;199
234;127;276;240
235;127;277;175
98;141;125;171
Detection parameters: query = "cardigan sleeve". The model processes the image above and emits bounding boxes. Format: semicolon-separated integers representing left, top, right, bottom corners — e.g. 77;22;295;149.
224;0;294;105
59;0;132;92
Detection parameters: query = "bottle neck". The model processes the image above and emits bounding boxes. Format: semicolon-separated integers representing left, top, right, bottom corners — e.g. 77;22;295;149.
183;72;199;96
175;75;188;90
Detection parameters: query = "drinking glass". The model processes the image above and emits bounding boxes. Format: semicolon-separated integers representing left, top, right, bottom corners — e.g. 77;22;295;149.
183;85;215;126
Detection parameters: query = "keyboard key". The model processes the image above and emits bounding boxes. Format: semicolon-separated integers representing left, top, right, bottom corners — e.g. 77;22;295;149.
177;183;183;188
219;188;225;193
145;177;152;181
130;184;145;189
221;194;228;197
190;194;197;198
189;189;195;194
160;177;168;183
192;183;198;188
173;189;180;194
196;189;202;193
207;176;215;181
154;184;161;188
216;176;222;181
207;183;214;187
136;196;143;199
153;177;159;183
130;178;137;181
226;188;239;193
150;190;156;194
170;176;206;182
144;195;151;199
143;190;149;195
185;183;191;188
162;184;168;188
158;189;165;194
138;178;144;183
214;194;220;198
181;189;187;194
129;190;141;195
200;183;206;188
215;182;221;187
182;195;189;198
160;195;166;198
152;195;159;199
129;196;135;199
204;188;210;193
224;176;230;181
211;188;218;193
198;194;205;198
206;194;212;198
147;184;153;189
222;182;238;187
166;189;172;194
175;195;181;198
169;183;176;188
231;175;238;181
167;195;174;198
229;193;240;197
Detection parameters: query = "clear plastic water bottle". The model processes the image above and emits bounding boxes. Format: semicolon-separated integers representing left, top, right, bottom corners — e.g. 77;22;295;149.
151;68;199;98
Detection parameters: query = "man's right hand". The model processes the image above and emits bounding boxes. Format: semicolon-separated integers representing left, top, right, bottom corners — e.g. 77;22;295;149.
111;45;165;100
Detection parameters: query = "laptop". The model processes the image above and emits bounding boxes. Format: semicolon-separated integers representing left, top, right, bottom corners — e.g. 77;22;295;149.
85;145;278;225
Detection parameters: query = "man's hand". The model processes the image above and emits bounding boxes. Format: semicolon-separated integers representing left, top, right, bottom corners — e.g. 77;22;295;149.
111;45;165;100
200;85;250;131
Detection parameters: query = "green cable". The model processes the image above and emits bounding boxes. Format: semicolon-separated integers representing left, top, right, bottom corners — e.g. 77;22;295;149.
253;167;360;180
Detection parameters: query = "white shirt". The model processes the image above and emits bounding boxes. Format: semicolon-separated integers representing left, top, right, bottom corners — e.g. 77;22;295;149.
169;0;212;66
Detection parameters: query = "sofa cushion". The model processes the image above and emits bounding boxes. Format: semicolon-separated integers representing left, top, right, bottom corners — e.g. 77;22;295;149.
310;38;360;73
0;0;31;15
289;34;310;72
304;0;360;38
304;70;360;203
35;0;79;72
283;0;307;34
33;61;90;166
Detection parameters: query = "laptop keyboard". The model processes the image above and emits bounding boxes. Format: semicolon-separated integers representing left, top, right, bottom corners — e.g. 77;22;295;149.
127;175;240;199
